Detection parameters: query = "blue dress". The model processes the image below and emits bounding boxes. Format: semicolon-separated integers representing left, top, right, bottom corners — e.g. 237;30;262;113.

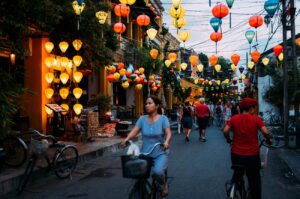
136;115;170;179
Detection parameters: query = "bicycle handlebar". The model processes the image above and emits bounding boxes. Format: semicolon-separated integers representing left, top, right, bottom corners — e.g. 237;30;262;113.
125;141;165;156
29;129;57;144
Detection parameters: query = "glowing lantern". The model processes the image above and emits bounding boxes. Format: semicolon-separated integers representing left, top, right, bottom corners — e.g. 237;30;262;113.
73;104;83;115
59;88;69;99
114;4;130;18
106;74;115;82
147;28;157;40
197;64;204;72
45;88;54;99
231;64;237;71
178;31;190;42
181;63;188;70
262;57;269;66
169;5;185;19
59;41;69;53
95;11;108;24
122;81;129;88
73;55;83;67
278;53;283;61
189;55;199;67
73;71;83;83
168;53;177;63
212;3;229;19
135;84;143;90
171;0;182;9
45;106;53;115
45;73;54;84
119;0;136;5
60;57;69;68
210;32;222;42
73;88;83;99
60;73;69;84
251;50;260;63
231;54;240;66
113;22;126;34
113;73;121;81
209;55;218;66
60;104;69;115
165;60;171;67
245;29;255;44
72;39;83;51
249;15;263;28
138;67;144;74
273;45;283;56
45;57;54;68
172;18;186;29
215;64;221;72
72;0;85;15
210;17;222;32
248;61;255;69
150;49;159;60
264;0;279;18
44;42;54;53
136;14;150;27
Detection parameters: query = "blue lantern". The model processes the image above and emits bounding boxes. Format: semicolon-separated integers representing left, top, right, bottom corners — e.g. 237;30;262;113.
245;29;255;44
264;0;279;18
226;0;235;9
238;66;245;74
77;0;84;5
210;18;222;32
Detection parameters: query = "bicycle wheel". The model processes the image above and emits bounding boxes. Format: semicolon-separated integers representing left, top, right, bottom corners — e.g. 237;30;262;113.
54;145;78;179
129;180;151;199
17;157;36;194
3;137;27;167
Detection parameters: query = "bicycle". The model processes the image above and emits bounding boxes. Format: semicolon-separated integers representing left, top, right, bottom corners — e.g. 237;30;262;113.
121;142;170;199
0;132;28;168
17;129;78;194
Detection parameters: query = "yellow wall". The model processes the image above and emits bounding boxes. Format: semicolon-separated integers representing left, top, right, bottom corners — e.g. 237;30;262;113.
99;67;112;96
135;90;144;117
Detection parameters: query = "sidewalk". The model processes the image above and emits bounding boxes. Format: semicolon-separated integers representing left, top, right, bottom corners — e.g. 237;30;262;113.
278;148;300;181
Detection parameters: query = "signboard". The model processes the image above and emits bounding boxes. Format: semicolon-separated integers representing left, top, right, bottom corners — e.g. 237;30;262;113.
46;104;66;113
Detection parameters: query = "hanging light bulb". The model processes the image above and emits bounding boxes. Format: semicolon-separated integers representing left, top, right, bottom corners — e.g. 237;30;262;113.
73;87;83;99
60;73;69;84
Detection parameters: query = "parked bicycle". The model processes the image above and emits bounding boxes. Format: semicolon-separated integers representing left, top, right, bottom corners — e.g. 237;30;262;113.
18;129;78;194
121;141;171;199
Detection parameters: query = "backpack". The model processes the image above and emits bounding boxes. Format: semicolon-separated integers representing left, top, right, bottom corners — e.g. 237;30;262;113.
216;106;221;114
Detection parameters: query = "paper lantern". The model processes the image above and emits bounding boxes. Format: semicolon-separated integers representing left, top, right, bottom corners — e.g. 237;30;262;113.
264;0;279;18
231;64;237;71
73;55;83;67
60;104;69;115
251;50;260;63
45;73;54;84
215;64;221;72
45;106;53;115
273;44;283;56
59;88;69;99
113;22;126;34
73;103;83;115
45;88;54;99
150;49;159;60
165;60;171;67
210;32;222;42
72;39;83;51
278;53;283;61
60;57;69;68
136;14;150;27
147;28;157;40
297;38;300;46
113;72;121;81
45;57;54;68
210;17;222;32
238;66;245;73
122;81;129;88
172;18;186;29
169;5;185;19
249;15;263;28
59;41;69;53
114;4;130;18
72;0;85;15
231;54;240;66
73;71;83;83
138;67;144;74
262;57;269;66
73;87;83;99
189;55;199;67
178;31;190;42
247;61;255;69
181;63;187;70
119;0;136;5
197;64;204;72
212;3;229;19
95;11;108;24
168;53;177;63
44;42;54;53
60;73;69;84
171;0;182;9
245;29;255;44
209;55;218;66
135;84;143;90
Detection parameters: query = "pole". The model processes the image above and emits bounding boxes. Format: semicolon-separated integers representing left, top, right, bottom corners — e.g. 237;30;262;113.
282;0;289;146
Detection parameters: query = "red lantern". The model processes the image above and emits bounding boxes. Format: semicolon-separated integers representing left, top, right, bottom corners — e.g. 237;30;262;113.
273;45;283;57
251;50;261;63
210;32;222;42
150;49;159;60
118;62;125;70
106;74;115;82
114;4;130;18
189;55;199;67
231;54;240;66
168;53;177;63
212;3;229;19
136;14;150;27
209;55;218;67
113;23;126;34
249;15;263;28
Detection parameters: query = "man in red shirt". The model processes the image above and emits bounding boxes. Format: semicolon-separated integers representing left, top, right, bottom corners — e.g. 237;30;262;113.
194;98;210;142
223;98;272;199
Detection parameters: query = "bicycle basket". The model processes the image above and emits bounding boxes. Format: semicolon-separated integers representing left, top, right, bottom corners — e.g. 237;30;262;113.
121;155;152;179
30;139;49;157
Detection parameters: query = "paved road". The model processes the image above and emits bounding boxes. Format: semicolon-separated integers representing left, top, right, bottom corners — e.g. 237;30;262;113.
3;125;300;198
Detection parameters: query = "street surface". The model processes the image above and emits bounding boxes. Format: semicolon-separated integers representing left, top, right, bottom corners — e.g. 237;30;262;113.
3;125;300;199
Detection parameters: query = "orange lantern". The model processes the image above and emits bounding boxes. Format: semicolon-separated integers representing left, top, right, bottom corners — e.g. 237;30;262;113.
210;32;222;42
150;49;159;60
273;45;283;57
189;55;199;67
249;15;263;28
106;74;115;82
118;62;125;70
231;54;240;66
297;38;300;46
209;55;218;67
168;53;177;63
136;14;150;27
251;50;260;63
212;3;229;19
113;22;126;34
114;4;130;18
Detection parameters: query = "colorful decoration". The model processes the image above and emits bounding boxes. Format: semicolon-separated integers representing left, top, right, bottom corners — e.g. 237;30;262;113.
147;28;157;40
215;64;221;72
44;42;54;53
231;64;237;71
169;5;185;19
119;0;136;5
95;11;108;24
264;0;279;18
210;32;222;42
114;4;130;18
72;39;83;51
278;53;283;61
165;60;171;67
168;53;177;63
181;63;188;70
245;29;255;44
113;22;126;34
209;55;218;67
178;31;190;43
231;54;240;66
45;88;54;99
273;44;283;56
189;55;199;67
197;64;204;72
172;18;186;29
73;103;83;115
249;15;263;28
150;49;159;60
262;57;269;66
212;3;229;19
247;61;255;69
210;17;222;32
250;50;260;63
136;14;150;26
73;88;83;99
59;41;69;53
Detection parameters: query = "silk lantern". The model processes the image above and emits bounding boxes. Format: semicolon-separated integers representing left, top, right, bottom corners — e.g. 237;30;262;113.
212;3;229;19
59;41;69;53
45;88;54;99
231;64;237;71
114;4;130;18
197;64;204;72
264;0;279;18
150;49;159;60
44;41;54;53
73;87;83;99
73;71;83;83
147;28;157;40
172;18;186;29
165;60;171;67
231;54;240;66
251;50;260;63
60;73;69;84
45;73;54;84
262;57;269;66
209;55;218;66
245;29;255;44
45;106;53;115
95;11;108;24
60;104;69;115
73;104;83;115
189;55;199;67
119;0;136;5
210;17;222;32
278;53;283;61
181;63;187;70
249;15;263;28
73;55;83;67
171;0;182;9
113;22;126;34
168;53;177;63
72;39;83;51
178;31;190;42
210;32;222;42
169;5;185;19
136;14;150;27
273;45;283;56
59;88;69;99
215;64;221;72
248;61;255;69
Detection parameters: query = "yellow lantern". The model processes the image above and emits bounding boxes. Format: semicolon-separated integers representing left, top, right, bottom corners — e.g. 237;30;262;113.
60;57;69;68
138;67;145;74
171;0;182;9
72;39;83;51
95;11;108;24
194;79;198;84
113;72;121;81
197;64;204;72
45;88;54;99
146;28;158;40
60;104;69;115
45;73;54;84
216;80;221;85
231;64;237;71
72;1;85;15
165;60;171;67
169;5;185;19
209;81;212;86
119;69;126;76
73;55;83;67
135;84;143;90
73;87;83;99
119;0;136;5
247;61;255;69
262;57;269;66
44;41;54;53
178;31;190;42
242;74;246;80
180;63;187;70
215;64;221;72
73;103;83;115
73;71;83;83
45;57;54;68
60;73;69;84
173;18;186;29
225;79;230;84
53;58;61;71
59;88;69;99
122;81;130;89
45;106;53;115
278;53;283;61
59;41;69;53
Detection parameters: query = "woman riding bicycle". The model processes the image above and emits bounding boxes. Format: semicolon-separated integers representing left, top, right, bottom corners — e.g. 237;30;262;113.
223;98;272;199
121;95;172;197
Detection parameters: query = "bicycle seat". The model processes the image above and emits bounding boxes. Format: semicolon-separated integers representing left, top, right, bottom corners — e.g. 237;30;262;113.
49;142;65;148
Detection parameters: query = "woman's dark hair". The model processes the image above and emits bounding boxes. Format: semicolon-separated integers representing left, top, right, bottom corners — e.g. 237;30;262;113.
147;95;163;114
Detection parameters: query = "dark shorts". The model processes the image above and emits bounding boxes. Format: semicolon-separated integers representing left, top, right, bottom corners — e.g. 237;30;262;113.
197;117;208;130
182;116;193;129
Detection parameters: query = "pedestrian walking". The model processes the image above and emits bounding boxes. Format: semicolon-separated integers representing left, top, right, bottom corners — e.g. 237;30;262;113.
182;101;193;142
231;101;240;117
194;98;210;142
215;101;223;128
177;103;183;134
223;100;232;126
207;101;215;126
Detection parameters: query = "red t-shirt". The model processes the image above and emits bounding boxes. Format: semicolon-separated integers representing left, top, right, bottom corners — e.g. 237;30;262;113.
227;114;265;156
195;104;210;118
